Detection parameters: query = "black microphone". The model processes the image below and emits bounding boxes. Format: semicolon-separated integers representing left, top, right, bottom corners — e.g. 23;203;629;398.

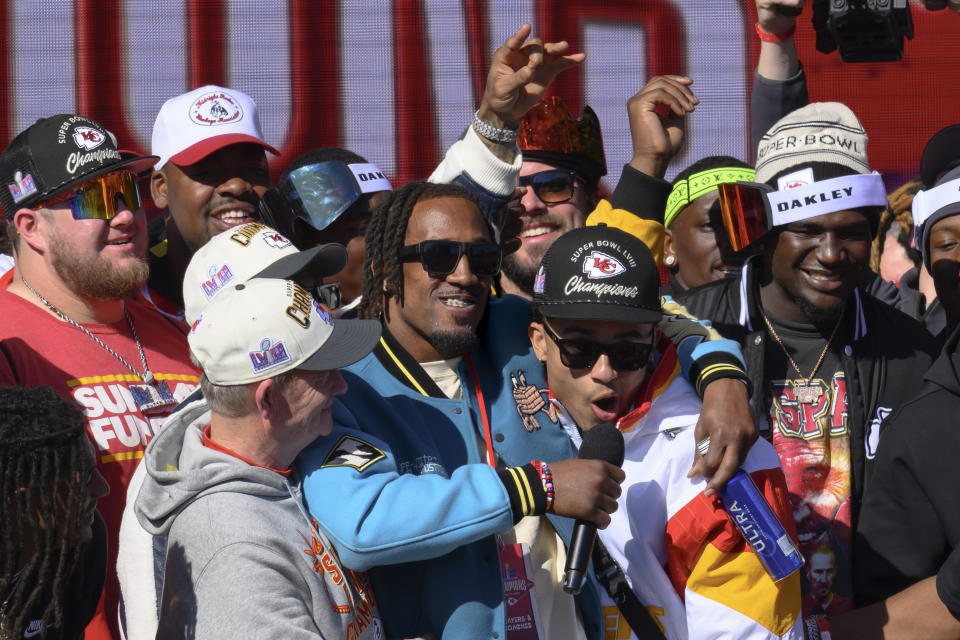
562;423;625;595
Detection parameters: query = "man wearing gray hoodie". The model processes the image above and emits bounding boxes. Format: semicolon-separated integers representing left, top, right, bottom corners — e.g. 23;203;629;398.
134;277;383;639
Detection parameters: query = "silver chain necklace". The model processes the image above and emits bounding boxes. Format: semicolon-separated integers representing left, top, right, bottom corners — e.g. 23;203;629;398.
21;277;155;384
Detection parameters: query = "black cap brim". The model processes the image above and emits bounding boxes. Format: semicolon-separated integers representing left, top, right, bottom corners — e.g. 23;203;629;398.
538;301;661;324
298;318;382;371
253;243;348;286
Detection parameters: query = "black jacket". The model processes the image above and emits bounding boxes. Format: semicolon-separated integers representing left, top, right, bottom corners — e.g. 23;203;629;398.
672;259;938;532
854;324;960;605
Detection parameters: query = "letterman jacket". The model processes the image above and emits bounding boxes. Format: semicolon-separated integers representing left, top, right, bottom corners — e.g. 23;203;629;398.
672;258;938;530
557;335;803;640
297;294;751;639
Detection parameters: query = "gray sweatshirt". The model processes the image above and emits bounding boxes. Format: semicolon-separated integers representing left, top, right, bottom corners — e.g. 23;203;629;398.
135;398;383;640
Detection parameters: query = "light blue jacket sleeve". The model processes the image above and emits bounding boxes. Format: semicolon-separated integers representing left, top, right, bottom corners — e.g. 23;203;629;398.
297;427;515;572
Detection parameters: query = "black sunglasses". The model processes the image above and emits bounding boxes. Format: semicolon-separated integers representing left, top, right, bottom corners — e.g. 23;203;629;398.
541;320;654;371
398;240;502;277
519;169;579;204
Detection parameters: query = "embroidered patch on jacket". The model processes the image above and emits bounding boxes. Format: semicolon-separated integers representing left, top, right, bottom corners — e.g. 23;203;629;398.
321;435;386;471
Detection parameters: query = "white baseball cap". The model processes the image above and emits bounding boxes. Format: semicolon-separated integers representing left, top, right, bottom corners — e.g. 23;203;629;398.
151;85;279;170
189;278;381;385
182;222;348;325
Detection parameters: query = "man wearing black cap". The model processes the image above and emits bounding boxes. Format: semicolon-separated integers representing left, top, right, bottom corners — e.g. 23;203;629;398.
528;224;802;639
676;102;938;617
0;114;200;639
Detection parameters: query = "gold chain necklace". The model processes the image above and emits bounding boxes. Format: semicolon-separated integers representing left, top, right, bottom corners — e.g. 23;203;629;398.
760;309;844;405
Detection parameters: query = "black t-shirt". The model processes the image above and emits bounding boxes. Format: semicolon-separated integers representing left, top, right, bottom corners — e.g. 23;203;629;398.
762;310;855;618
938;545;960;615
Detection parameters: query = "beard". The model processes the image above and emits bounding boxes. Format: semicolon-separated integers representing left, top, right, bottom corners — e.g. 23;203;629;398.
49;229;149;301
501;244;548;296
427;328;479;359
795;294;845;326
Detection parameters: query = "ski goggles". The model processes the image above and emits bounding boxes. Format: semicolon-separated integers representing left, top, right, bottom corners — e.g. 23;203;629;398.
542;319;654;371
397;240;503;277
260;161;392;233
38;171;141;220
717;173;887;252
519;169;580;204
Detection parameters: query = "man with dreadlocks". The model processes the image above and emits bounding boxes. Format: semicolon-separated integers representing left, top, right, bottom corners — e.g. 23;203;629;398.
0;386;109;640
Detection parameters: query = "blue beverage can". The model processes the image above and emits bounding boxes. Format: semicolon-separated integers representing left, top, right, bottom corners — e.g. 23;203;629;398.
718;470;804;582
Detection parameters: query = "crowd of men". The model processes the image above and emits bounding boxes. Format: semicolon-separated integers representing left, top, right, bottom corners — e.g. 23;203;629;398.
1;2;959;639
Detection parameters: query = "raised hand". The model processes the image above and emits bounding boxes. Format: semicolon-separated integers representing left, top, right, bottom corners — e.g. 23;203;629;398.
626;75;698;178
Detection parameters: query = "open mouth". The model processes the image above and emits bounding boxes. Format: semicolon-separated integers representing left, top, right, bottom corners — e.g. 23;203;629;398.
591;395;620;421
519;222;560;243
211;208;256;227
802;269;847;292
436;292;476;310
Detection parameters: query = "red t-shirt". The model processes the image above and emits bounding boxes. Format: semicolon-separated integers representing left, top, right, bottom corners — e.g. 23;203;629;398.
0;288;200;640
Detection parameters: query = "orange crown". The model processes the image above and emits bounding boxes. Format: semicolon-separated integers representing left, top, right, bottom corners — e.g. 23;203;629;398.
517;96;607;185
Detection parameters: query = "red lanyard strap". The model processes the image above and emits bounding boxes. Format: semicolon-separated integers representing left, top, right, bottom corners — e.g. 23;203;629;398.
464;355;496;467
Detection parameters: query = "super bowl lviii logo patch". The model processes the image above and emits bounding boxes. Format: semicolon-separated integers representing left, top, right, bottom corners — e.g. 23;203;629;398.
200;263;235;300
249;337;291;373
582;250;626;279
8;171;37;203
321;435;386;472
190;91;243;126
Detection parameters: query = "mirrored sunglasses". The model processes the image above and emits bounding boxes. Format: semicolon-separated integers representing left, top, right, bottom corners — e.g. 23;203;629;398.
519;169;579;204
542;320;654;371
397;240;502;278
38;171;141;220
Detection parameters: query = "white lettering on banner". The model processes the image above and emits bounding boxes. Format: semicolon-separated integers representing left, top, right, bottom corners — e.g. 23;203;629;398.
10;1;750;187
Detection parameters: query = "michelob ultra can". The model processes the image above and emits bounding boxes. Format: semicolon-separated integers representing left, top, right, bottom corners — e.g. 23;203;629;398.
718;470;804;581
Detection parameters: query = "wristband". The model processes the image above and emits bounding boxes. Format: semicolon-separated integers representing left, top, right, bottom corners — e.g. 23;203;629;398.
472;110;518;143
756;21;796;43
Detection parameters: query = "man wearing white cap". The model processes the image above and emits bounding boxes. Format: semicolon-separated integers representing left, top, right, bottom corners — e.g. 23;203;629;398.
134;277;383;639
117;221;349;639
145;85;279;316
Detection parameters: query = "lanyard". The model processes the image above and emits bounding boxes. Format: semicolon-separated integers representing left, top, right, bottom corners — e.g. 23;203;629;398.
464;355;496;468
382;343;496;468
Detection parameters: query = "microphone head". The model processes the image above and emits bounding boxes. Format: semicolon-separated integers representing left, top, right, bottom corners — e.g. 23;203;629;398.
578;423;625;467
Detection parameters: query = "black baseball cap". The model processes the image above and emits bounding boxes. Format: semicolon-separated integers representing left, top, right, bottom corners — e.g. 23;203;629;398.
0;114;158;219
532;224;661;323
921;124;960;189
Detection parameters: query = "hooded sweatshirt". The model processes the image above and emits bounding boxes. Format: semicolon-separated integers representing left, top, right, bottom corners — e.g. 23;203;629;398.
854;323;960;604
134;398;382;640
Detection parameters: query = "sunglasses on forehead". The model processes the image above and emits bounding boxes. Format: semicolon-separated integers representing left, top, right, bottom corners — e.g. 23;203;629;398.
397;240;503;278
541;320;654;371
37;171;141;220
519;169;580;204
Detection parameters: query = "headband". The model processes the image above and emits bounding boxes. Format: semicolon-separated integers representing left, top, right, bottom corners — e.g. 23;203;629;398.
664;167;756;227
912;177;960;229
766;172;887;226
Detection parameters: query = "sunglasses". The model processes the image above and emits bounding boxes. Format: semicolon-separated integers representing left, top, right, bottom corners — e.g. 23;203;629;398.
313;282;342;311
541;320;654;371
716;181;776;253
259;161;392;236
519;169;579;204
39;171;141;220
397;240;502;278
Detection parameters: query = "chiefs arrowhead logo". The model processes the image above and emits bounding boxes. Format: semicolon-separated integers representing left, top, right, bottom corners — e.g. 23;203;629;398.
582;251;626;279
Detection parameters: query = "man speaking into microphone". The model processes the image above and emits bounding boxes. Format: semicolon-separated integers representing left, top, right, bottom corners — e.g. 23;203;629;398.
528;225;803;639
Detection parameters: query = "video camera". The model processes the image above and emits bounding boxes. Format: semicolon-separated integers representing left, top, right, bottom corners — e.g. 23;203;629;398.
782;0;914;63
